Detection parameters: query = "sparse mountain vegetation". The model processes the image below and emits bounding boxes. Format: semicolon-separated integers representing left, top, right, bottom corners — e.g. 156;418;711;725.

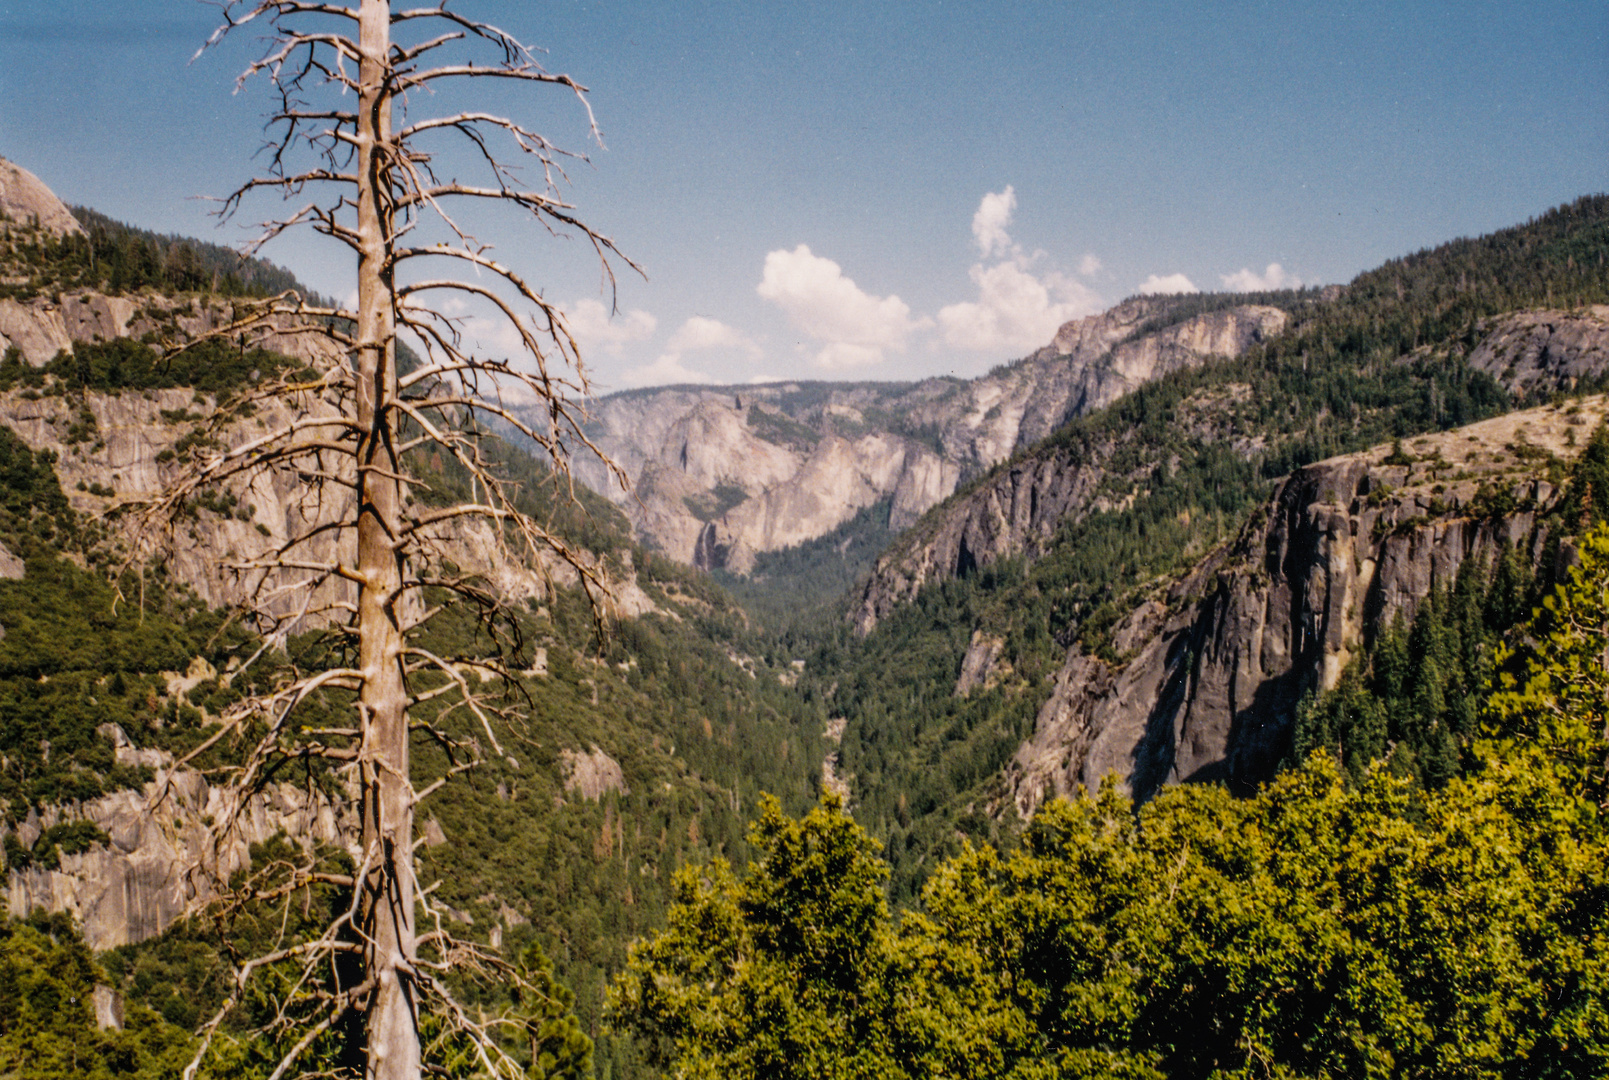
1;144;1608;1080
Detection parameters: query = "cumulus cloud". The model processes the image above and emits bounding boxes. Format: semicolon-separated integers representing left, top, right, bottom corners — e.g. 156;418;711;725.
757;244;925;369
972;186;1017;258
938;260;1102;352
563;297;658;355
621;315;757;388
1136;273;1199;296
1077;253;1104;277
667;315;756;355
621;353;717;388
937;189;1105;353
1220;262;1301;292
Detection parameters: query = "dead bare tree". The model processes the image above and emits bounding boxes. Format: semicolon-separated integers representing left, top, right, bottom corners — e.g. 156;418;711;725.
140;3;638;1077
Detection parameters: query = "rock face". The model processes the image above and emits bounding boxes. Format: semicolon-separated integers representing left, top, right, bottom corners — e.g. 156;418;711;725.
572;298;1287;570
6;764;354;951
945;299;1288;461
560;746;629;801
0;289;346;368
0;158;84;239
852;443;1115;633
853;304;1609;635
1466;306;1609;399
1000;397;1607;816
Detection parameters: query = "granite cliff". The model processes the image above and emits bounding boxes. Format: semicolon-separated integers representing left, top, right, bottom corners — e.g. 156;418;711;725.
0;165;671;948
0;157;84;239
572;297;1288;571
853;305;1609;636
6;761;352;951
1003;397;1604;813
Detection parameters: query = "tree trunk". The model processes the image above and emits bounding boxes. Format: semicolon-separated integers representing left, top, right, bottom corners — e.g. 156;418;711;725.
354;2;419;1078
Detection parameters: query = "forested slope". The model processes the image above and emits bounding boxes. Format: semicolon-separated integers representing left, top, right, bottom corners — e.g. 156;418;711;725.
811;195;1609;900
0;177;827;1077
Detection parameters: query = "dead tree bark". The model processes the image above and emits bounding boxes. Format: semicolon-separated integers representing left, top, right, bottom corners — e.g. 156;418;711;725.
144;3;639;1077
352;7;418;1076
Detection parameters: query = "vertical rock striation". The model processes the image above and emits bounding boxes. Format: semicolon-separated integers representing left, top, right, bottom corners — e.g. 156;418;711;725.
568;300;1288;570
5;768;354;951
1001;399;1604;816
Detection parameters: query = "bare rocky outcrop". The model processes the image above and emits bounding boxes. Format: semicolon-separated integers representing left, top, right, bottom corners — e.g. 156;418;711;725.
0;289;347;367
575;299;1286;572
954;631;1006;697
581;390;965;571
0;158;84;239
695;432;960;573
560;745;628;801
1000;397;1608;817
5;765;355;951
1466;306;1609;399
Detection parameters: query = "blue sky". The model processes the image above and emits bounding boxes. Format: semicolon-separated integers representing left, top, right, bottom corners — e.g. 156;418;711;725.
1;1;1605;390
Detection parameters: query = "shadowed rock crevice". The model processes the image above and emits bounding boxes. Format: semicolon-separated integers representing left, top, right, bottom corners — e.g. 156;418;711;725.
1002;396;1609;816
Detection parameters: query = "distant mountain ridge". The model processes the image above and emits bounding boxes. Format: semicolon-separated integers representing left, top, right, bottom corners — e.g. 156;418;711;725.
569;295;1293;575
804;193;1609;901
0;157;322;304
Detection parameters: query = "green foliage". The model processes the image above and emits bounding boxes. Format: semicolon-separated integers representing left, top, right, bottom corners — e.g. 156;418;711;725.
1557;419;1609;526
405;569;826;1072
609;795;912;1079
0;203;321;302
35;335;299;396
0;910;195;1079
1486;522;1609;802
1292;547;1535;788
0;422;74;555
745;406;822;453
713;498;897;639
617;746;1609;1079
1125;286;1321;340
0;551;252;815
505;943;596;1080
0;418;261;816
4;820;112;875
683;483;748;523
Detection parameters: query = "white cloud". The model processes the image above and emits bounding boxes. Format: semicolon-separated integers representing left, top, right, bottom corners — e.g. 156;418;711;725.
621;315;758;388
756;244;924;369
938;189;1104;353
620;353;716;388
563;297;657;355
1136;273;1199;296
667;315;757;355
814;342;887;371
938;260;1103;352
1220;263;1300;292
972;186;1017;258
1077;253;1103;277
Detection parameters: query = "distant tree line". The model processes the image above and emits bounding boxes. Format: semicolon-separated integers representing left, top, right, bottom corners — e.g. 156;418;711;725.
0;204;331;303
